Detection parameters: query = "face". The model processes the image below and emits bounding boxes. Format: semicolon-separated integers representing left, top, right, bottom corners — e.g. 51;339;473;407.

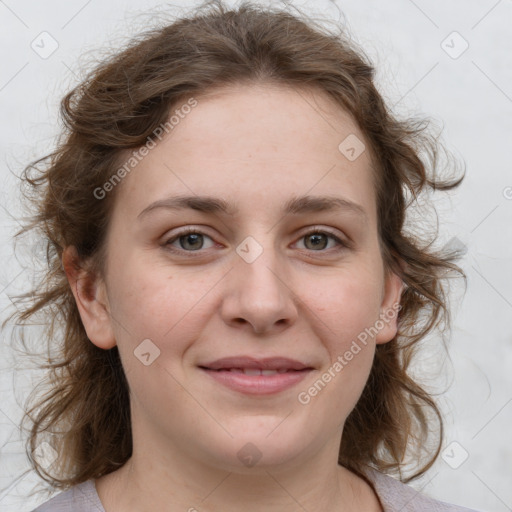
68;83;402;472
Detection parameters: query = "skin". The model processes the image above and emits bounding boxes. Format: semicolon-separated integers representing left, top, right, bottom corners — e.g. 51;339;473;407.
63;82;403;512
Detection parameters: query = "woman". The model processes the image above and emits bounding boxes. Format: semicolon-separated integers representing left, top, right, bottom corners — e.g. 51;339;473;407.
12;1;480;510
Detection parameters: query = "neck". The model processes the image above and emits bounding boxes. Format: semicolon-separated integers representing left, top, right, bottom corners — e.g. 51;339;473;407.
96;446;381;512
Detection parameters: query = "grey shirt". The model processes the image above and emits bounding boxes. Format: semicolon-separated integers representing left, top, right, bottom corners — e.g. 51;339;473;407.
31;467;482;511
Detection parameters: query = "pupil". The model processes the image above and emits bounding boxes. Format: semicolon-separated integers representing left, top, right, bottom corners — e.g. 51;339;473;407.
307;233;326;250
182;233;202;250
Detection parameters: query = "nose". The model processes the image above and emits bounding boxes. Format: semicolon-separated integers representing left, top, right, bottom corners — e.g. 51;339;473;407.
219;243;299;335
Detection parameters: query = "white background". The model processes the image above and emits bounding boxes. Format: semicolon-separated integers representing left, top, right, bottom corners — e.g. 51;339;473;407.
0;0;511;511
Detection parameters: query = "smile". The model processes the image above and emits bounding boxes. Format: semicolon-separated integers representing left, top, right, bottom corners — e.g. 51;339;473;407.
200;367;312;395
211;368;298;375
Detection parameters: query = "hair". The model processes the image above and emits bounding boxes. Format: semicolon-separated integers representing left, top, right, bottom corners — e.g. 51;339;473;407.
9;0;466;494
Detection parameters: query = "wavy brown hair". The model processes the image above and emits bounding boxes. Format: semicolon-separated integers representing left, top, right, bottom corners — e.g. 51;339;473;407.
9;0;466;494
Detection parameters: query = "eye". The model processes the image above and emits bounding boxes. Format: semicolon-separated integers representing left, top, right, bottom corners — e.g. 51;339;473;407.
294;229;347;252
164;228;216;252
162;226;349;256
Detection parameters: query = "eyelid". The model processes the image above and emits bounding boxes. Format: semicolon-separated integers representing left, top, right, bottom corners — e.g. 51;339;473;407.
162;226;218;255
293;225;351;251
162;225;351;255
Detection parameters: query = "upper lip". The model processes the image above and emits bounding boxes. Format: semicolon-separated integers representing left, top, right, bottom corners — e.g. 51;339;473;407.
199;356;312;371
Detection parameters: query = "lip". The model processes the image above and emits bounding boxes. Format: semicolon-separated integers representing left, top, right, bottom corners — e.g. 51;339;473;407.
198;356;314;395
200;356;311;371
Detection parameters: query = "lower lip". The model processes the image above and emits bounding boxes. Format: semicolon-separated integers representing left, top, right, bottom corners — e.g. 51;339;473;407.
200;368;312;395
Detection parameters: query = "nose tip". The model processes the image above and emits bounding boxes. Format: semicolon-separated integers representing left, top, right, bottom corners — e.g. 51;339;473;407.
220;254;298;335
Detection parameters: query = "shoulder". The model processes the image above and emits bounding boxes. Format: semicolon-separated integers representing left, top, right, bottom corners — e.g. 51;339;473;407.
29;471;483;512
362;467;483;512
29;480;105;512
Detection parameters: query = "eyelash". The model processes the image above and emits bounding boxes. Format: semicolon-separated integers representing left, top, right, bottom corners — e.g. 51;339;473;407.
162;226;350;257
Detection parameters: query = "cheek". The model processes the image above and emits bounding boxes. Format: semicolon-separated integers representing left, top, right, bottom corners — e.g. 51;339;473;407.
106;265;204;408
107;257;215;354
310;267;383;345
109;274;173;338
298;275;381;424
108;250;167;323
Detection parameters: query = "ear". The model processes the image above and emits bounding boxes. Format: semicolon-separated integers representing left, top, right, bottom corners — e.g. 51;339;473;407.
62;246;116;350
375;269;404;345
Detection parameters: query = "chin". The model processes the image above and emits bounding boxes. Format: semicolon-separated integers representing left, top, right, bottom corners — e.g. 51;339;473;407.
207;423;311;473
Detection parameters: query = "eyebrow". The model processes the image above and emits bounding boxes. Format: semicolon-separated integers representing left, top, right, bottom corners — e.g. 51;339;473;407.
137;194;368;220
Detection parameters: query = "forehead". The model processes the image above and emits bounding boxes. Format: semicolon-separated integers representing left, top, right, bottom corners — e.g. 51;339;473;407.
111;82;377;224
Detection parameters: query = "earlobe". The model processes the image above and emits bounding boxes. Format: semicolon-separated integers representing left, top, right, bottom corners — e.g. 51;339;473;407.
375;270;404;345
62;246;116;350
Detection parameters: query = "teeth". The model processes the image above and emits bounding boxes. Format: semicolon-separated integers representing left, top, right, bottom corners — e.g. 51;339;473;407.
225;368;284;375
243;368;264;376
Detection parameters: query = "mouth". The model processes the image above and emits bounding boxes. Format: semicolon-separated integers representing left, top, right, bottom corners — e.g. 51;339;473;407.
201;367;306;375
199;356;312;371
198;356;314;395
